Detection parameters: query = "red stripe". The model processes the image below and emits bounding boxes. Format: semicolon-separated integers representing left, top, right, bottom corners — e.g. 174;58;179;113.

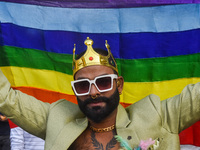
8;119;18;128
179;121;200;146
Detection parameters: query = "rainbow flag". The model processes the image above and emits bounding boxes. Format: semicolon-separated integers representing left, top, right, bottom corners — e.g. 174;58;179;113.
1;0;200;148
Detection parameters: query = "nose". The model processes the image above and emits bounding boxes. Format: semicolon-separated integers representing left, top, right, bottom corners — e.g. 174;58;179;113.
90;83;100;97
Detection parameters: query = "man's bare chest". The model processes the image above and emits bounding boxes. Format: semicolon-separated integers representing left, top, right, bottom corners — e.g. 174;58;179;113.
68;129;121;150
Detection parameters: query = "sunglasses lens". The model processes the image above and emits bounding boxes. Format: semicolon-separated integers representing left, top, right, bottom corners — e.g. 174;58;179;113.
96;77;111;91
74;80;90;94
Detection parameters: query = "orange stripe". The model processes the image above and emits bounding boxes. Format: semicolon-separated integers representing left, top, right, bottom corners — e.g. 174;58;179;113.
120;103;131;108
12;86;132;107
12;86;77;104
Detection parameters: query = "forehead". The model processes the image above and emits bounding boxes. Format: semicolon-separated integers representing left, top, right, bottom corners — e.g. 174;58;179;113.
74;65;114;80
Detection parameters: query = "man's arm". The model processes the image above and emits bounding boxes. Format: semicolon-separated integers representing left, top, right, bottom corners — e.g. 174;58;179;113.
0;69;50;139
161;82;200;133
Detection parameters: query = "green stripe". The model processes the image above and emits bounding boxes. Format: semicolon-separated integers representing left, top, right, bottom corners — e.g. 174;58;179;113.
1;46;200;82
118;54;200;82
0;46;73;75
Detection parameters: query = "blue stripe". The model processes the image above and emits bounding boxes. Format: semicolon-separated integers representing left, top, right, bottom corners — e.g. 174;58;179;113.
0;2;200;33
1;23;200;59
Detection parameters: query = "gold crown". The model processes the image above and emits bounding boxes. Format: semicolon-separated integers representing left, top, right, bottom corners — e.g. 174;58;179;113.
72;37;118;76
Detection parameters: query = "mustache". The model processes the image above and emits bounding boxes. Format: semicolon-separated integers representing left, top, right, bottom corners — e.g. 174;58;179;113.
83;96;109;105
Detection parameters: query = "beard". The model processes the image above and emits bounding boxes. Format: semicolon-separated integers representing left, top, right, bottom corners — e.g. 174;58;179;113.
77;88;120;123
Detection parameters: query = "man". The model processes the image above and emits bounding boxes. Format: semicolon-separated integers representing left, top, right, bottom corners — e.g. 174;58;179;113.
0;37;200;150
0;113;11;150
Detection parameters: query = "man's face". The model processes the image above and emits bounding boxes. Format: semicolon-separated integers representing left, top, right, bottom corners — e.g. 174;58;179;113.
74;65;120;123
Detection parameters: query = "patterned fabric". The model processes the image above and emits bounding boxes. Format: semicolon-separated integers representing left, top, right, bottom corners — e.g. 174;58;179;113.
181;145;200;150
10;127;45;150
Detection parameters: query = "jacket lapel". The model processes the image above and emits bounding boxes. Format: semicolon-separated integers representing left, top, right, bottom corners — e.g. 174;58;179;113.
50;117;88;150
116;104;140;147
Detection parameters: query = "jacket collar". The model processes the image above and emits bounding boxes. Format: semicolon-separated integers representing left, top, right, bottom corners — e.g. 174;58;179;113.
116;104;131;128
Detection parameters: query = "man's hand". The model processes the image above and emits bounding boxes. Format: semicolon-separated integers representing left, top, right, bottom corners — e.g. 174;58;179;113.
0;114;8;121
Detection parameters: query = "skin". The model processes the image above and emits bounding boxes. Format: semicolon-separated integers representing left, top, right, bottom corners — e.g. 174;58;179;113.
69;65;124;150
0;114;8;121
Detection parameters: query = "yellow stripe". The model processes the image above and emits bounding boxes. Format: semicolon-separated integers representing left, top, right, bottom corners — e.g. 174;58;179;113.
0;66;74;95
121;78;200;104
1;66;200;104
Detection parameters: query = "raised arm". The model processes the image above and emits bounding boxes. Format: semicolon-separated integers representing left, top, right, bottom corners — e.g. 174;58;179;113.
0;69;50;139
161;82;200;133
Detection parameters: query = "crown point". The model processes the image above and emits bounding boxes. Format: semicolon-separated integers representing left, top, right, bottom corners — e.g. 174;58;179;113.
73;44;76;52
84;37;93;46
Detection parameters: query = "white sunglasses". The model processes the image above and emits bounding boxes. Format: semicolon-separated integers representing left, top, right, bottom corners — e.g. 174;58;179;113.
71;74;118;96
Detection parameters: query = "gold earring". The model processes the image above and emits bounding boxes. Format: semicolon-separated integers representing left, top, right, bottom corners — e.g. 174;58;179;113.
117;80;120;87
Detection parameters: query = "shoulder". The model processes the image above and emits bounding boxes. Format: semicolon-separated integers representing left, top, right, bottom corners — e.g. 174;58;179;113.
49;99;84;118
127;94;161;110
50;99;77;109
125;94;163;121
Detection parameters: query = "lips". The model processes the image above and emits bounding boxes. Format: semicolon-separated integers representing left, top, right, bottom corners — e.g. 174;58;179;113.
88;101;106;107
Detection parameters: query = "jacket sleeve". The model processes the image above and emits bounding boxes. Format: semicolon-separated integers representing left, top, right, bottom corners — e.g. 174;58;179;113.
0;69;50;139
160;82;200;133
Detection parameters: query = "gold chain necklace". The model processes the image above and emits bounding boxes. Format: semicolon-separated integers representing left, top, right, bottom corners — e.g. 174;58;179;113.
90;125;115;133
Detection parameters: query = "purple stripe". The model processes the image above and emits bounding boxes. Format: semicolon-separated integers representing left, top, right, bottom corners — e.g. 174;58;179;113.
2;0;200;8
